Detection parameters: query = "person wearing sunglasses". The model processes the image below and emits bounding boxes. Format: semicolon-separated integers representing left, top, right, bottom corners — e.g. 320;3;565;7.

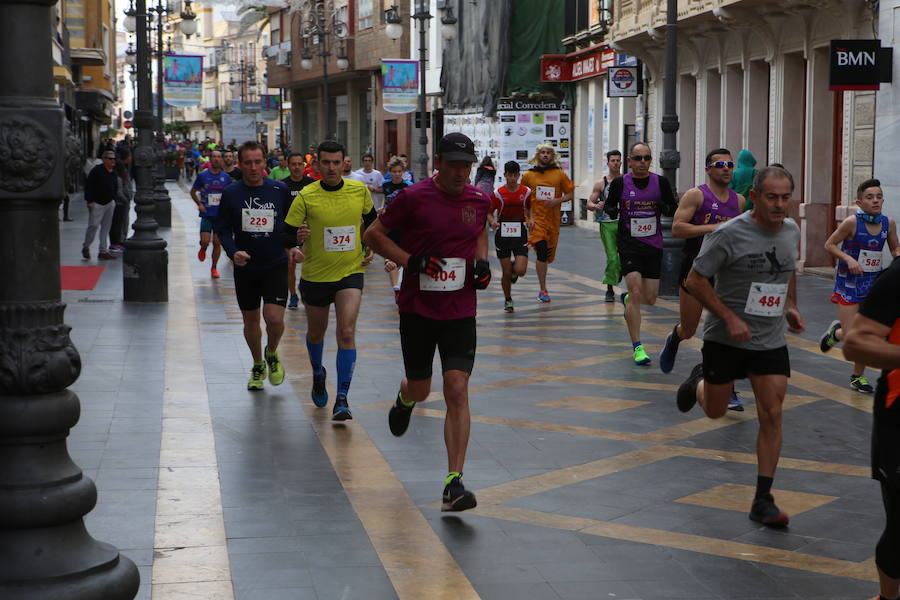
81;151;120;261
661;149;749;412
603;142;678;365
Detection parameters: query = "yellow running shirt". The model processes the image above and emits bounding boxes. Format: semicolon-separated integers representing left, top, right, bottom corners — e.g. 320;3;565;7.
285;178;374;282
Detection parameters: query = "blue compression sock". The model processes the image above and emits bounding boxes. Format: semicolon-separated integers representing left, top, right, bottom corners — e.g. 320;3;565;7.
336;348;357;398
306;337;324;376
632;340;642;350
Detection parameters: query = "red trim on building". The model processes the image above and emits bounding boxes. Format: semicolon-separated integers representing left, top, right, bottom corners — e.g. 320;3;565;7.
540;46;615;82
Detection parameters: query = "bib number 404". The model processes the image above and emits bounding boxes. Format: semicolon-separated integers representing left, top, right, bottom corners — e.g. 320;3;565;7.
428;270;457;282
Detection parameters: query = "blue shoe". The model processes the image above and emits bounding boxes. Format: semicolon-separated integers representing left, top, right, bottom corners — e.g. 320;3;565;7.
728;391;744;412
288;294;299;309
659;324;680;374
332;395;353;421
537;290;551;303
311;367;328;407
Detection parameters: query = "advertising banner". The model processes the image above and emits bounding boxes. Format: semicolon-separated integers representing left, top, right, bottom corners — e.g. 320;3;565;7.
829;39;892;91
258;94;280;122
163;54;203;107
222;113;257;146
381;59;418;114
607;66;640;98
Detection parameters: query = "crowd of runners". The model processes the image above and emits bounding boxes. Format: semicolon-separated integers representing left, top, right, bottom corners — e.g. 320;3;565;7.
180;132;900;598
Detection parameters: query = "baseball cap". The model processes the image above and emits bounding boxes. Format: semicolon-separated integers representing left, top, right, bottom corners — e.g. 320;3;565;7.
436;132;477;162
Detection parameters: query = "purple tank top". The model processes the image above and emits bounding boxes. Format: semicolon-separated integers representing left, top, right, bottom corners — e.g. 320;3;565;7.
692;184;742;226
621;173;663;248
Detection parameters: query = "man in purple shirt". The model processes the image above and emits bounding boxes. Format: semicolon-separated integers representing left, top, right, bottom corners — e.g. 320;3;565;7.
364;133;491;512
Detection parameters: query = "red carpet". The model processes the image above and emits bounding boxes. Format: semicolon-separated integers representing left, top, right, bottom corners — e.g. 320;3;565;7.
60;266;105;290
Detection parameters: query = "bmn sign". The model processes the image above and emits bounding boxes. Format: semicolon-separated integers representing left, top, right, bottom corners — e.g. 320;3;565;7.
830;39;893;91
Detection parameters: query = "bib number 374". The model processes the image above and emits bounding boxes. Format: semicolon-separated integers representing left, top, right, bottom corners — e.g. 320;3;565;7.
744;282;788;317
324;226;356;252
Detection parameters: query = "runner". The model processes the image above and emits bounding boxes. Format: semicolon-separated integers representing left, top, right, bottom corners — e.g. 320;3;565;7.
284;140;376;421
842;255;900;600
820;178;900;392
223;150;242;181
381;156;412;299
521;143;574;303
488;160;531;313
190;149;232;279
676;166;803;527
214;141;294;391
586;150;622;303
351;153;385;212
282;152;318;309
268;150;290;181
363;132;491;511
661;148;748;410
604;142;678;365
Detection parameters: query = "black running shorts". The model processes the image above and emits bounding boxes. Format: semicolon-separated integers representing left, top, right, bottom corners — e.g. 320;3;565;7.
298;273;364;307
399;312;476;380
620;248;663;279
494;225;528;260
233;263;288;311
700;340;790;385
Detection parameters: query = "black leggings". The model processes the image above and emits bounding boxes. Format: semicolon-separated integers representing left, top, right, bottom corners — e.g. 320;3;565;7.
878;480;900;579
533;240;549;262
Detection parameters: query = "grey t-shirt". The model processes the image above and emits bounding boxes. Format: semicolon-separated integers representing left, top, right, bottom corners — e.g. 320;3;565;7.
692;211;800;350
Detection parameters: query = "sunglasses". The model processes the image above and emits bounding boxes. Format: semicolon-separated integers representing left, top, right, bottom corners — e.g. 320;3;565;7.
707;160;735;169
630;154;652;162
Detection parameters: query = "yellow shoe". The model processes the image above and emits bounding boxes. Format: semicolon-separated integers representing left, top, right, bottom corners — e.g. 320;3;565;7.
247;361;266;391
265;347;285;386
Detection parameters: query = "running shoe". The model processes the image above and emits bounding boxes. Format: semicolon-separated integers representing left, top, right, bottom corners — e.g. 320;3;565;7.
819;320;841;353
288;294;299;309
332;395;353;421
98;252;116;260
247;362;266;391
388;392;414;437
109;244;126;252
198;246;207;262
537;290;551;303
504;299;514;313
210;267;220;279
311;367;328;407
510;273;519;284
749;493;789;528
442;475;477;512
605;288;615;303
676;363;704;413
659;324;681;374
633;345;651;366
728;390;744;412
81;246;90;260
851;375;874;393
265;346;285;386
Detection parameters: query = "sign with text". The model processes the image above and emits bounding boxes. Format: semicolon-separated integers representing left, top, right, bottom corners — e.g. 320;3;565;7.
381;59;418;114
829;39;892;91
540;47;616;82
163;54;203;107
607;66;640;97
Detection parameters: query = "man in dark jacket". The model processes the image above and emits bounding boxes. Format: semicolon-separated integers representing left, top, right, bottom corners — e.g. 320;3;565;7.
82;150;119;260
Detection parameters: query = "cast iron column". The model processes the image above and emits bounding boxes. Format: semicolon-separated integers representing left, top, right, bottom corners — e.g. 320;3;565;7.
0;0;141;596
414;4;431;182
152;0;172;227
124;0;169;302
658;0;683;296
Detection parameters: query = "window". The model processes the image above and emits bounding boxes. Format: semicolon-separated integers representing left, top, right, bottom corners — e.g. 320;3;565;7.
358;0;373;30
271;11;281;45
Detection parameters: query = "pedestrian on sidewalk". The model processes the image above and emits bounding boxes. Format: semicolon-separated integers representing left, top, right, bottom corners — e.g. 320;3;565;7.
82;150;119;261
109;147;133;251
586;149;623;303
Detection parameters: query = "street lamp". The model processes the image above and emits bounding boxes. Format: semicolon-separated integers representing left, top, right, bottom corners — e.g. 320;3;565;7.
125;42;137;65
180;0;197;38
384;4;402;40
123;0;136;33
296;0;349;140
412;0;432;182
122;0;168;302
440;4;457;41
0;0;141;591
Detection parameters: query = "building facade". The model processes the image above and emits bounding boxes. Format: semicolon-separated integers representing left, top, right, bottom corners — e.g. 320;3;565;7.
597;0;877;270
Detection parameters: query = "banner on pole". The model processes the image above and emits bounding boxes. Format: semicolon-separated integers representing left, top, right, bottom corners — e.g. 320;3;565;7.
163;54;203;107
381;59;418;114
222;113;257;146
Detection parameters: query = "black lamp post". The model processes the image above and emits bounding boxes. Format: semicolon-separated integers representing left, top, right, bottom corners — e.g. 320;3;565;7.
148;0;173;227
123;0;169;302
0;0;140;595
298;0;349;141
658;0;683;296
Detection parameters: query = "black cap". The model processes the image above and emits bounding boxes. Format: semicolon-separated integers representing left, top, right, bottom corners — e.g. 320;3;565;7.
436;132;477;162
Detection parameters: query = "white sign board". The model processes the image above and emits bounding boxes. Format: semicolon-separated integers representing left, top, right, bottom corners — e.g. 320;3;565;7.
222;114;257;147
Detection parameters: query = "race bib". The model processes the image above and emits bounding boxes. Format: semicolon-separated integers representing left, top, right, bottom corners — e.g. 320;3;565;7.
500;222;522;238
536;186;554;201
241;208;274;233
419;257;465;292
324;225;356;252
207;193;221;207
631;216;657;238
744;282;788;317
859;249;883;273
